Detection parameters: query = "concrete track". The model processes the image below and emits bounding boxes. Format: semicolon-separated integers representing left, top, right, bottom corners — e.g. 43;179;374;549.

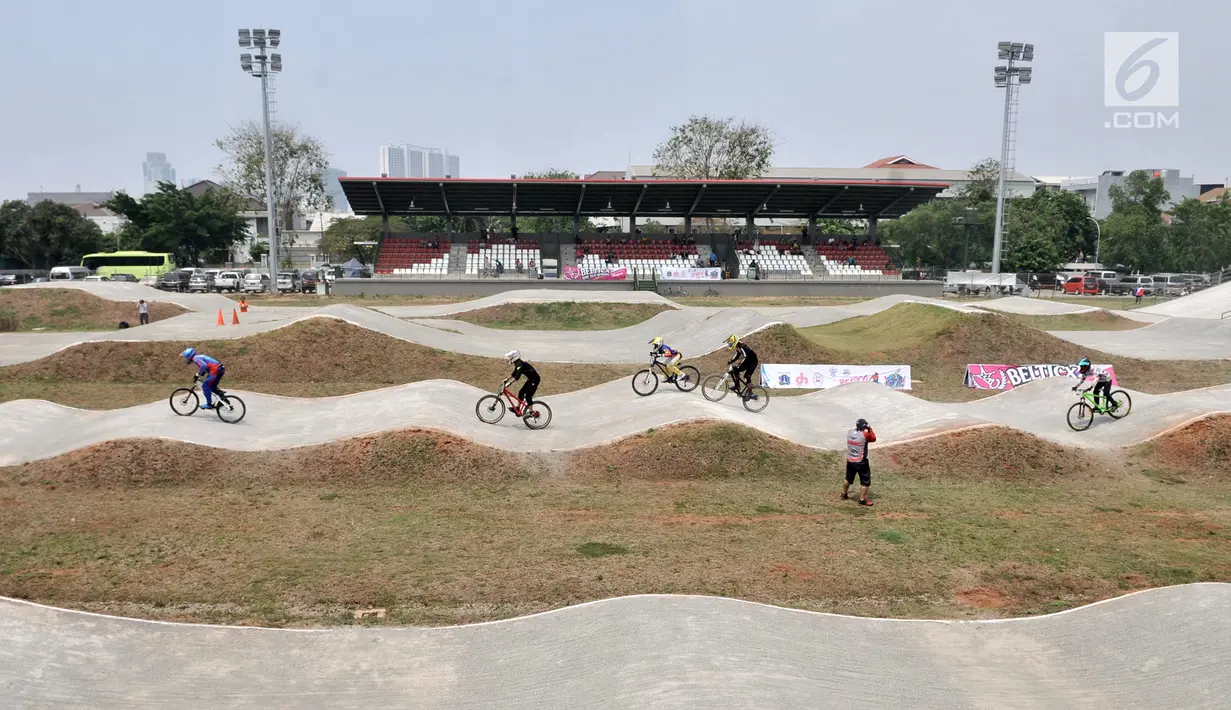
2;584;1228;709
1139;280;1231;319
2;378;1226;465
1050;318;1231;360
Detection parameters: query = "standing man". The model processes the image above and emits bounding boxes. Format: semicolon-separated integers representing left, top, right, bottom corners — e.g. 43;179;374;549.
1134;285;1144;305
138;299;149;326
842;418;876;507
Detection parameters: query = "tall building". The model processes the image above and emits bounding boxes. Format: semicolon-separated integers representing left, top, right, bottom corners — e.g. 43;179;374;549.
1061;169;1199;220
142;152;176;194
322;167;350;212
379;144;461;178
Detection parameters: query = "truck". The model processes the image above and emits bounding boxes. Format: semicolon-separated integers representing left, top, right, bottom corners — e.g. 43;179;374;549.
944;271;1023;296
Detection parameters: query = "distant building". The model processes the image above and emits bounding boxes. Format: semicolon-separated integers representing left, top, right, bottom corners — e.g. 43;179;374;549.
27;188;116;207
322;167;350;213
73;203;124;234
1061;169;1199;219
379;144;460;178
143;152;176;195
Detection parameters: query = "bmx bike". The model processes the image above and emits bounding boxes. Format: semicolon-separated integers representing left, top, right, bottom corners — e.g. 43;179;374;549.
169;379;247;424
475;383;553;430
1066;386;1131;431
631;355;700;396
701;368;769;413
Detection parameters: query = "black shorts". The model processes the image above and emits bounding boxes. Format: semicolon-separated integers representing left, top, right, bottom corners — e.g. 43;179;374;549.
846;460;871;487
734;359;759;380
518;378;539;404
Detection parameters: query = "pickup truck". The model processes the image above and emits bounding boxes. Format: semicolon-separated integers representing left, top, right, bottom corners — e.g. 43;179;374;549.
214;271;242;293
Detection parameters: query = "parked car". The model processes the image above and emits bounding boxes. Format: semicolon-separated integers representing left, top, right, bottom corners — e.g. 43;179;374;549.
159;270;193;292
108;273;139;283
1151;273;1189;296
243;273;270;293
1061;276;1104;296
83;275;110;282
0;273;34;286
138;275;160;286
215;271;242;293
188;272;216;293
1111;275;1155;296
1084;270;1119;282
49;265;91;280
300;270;319;293
276;271;302;293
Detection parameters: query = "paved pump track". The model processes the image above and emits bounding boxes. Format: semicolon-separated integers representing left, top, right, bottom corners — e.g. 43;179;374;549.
2;585;1228;709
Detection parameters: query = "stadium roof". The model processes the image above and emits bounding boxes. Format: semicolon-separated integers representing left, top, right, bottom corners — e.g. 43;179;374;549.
338;177;948;221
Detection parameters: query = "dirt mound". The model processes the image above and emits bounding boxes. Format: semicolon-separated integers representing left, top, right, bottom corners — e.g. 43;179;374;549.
1008;310;1145;331
2;429;524;488
0;318;638;403
881;427;1108;482
451;301;675;330
0;288;185;331
692;324;846;375
1131;415;1231;477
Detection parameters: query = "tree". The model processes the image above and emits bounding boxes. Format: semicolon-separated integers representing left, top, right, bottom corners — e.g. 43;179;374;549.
0;200;105;269
1002;198;1065;273
514;169;596;233
652;115;774;179
321;216;383;265
1169;195;1231;272
957;157;1001;203
215;121;331;246
105;183;249;267
814;219;864;238
881;198;994;270
1100;171;1171;271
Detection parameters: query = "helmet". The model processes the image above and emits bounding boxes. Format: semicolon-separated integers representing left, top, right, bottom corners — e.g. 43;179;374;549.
725;334;739;350
649;336;663;347
504;349;520;363
855;418;868;431
1077;357;1091;371
181;347;196;362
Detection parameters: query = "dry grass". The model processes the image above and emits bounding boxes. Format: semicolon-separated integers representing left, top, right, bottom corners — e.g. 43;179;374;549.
672;295;869;307
2;422;1227;627
0;318;638;408
0;289;186;331
1003;311;1146;331
449;302;675;330
232;293;478;307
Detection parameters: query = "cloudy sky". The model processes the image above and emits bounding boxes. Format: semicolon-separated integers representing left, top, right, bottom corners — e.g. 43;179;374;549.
1;0;1225;201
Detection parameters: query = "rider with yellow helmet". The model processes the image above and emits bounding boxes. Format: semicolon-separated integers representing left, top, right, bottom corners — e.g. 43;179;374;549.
725;334;760;399
649;336;684;382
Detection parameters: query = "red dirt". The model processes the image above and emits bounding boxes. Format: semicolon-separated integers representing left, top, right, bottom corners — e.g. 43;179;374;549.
955;587;1011;610
1136;415;1231;476
883;427;1107;482
650;513;826;525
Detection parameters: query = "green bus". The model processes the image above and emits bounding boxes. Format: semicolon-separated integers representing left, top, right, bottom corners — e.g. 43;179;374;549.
80;251;176;279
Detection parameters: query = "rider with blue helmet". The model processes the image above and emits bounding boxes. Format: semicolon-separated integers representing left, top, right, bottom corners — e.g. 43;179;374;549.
181;347;225;410
1073;357;1115;412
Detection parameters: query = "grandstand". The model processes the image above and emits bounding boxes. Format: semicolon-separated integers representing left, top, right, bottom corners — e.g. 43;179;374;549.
735;241;813;278
374;236;450;276
811;243;896;279
575;239;700;278
466;239;543;278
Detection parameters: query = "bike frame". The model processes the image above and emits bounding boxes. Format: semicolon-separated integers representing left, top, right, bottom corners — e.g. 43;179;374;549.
499;386;530;416
1076;388;1109;413
190;379;233;407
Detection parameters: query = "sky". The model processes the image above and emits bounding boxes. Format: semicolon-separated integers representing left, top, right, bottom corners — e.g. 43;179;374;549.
1;0;1227;202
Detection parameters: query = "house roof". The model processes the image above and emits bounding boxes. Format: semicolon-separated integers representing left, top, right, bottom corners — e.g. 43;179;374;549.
1199;187;1228;203
72;203;118;218
27;191;116;206
583;170;627;181
183;180;265;211
862;155;937;169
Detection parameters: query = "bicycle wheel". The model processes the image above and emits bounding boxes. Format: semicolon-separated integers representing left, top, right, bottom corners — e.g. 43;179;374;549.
701;374;730;401
741;385;770;413
522;401;552;430
475;395;506;424
215;394;247;424
631;369;659;396
1067;402;1094;431
169;388;199;416
1107;390;1133;419
675;365;701;392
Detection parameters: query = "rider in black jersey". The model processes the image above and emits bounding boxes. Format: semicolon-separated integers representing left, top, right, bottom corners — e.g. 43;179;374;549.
504;349;540;407
724;334;759;399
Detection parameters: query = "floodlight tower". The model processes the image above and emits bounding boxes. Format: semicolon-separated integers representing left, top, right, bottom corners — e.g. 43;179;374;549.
991;41;1033;274
238;28;283;280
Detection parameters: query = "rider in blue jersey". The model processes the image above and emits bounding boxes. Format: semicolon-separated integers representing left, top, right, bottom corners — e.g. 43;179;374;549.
181;347;225;410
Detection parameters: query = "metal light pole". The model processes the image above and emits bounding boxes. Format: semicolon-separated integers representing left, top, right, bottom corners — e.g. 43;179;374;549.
238;29;282;283
991;41;1033;274
1091;216;1102;266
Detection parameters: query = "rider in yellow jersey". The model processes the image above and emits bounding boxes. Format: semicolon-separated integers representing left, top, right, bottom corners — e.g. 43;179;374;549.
649;336;684;382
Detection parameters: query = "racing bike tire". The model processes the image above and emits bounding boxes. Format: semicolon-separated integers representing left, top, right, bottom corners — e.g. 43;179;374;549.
674;365;701;392
741;385;770;413
1067;401;1094;431
701;373;730;402
522;401;552;430
475;395;506;424
169;388;199;416
631;369;659;396
215;394;247;424
1107;390;1132;420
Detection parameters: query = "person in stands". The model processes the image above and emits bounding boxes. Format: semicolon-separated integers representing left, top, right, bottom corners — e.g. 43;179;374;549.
842;418;876;506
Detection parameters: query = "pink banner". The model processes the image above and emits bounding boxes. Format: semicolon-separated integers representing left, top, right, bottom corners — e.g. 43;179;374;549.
964;364;1118;390
562;266;627;281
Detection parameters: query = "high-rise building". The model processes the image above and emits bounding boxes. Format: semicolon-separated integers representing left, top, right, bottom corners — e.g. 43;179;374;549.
143;152;176;194
379;144;461;178
322;167;350;212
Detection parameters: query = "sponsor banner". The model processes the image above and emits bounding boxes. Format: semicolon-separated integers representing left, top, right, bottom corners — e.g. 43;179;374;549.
759;364;912;390
658;267;722;281
562;265;627;281
964;364;1119;390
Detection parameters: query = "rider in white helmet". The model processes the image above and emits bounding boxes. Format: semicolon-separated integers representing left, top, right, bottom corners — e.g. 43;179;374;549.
504;349;541;407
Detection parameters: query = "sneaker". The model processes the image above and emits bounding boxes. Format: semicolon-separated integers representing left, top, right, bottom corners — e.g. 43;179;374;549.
839;492;849;501
666;375;677;383
858;498;874;507
199;404;213;410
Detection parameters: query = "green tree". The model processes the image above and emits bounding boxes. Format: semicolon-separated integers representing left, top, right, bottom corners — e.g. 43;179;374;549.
956;157;1001;203
105;183;249;267
652;115;774;179
215;121;331;251
0;200;105;269
1169;195;1231;272
1002;198;1065;273
881;198;993;270
814;219;864;238
321;216;383;265
1100;171;1171;271
513;170;596;233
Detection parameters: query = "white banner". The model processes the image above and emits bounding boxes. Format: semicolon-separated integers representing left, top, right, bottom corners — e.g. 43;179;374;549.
759;364;912;390
658;267;722;281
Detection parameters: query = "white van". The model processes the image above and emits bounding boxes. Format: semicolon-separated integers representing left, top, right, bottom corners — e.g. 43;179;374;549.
49;266;91;280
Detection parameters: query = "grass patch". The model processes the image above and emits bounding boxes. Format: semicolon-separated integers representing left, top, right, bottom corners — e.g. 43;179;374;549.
1004;311;1146;331
449;302;675;331
0;289;186;331
672;295;870;308
1;422;1226;626
233;294;478;307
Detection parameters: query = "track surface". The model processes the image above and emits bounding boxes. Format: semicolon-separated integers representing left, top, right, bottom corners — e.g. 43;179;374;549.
2;378;1226;465
2;584;1228;709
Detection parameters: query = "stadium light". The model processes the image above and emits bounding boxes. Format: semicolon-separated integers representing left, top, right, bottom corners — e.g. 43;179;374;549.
237;28;283;282
990;40;1034;274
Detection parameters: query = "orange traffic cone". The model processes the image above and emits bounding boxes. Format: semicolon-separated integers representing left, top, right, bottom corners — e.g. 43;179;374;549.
216;309;225;326
232;308;240;325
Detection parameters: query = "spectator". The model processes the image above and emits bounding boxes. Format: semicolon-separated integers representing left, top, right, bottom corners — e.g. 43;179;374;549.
709;252;718;267
495;259;504;277
529;258;536;270
842;418;876;506
238;296;249;313
1135;285;1145;304
827;236;835;246
515;258;523;273
137;299;149;326
484;255;492;273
